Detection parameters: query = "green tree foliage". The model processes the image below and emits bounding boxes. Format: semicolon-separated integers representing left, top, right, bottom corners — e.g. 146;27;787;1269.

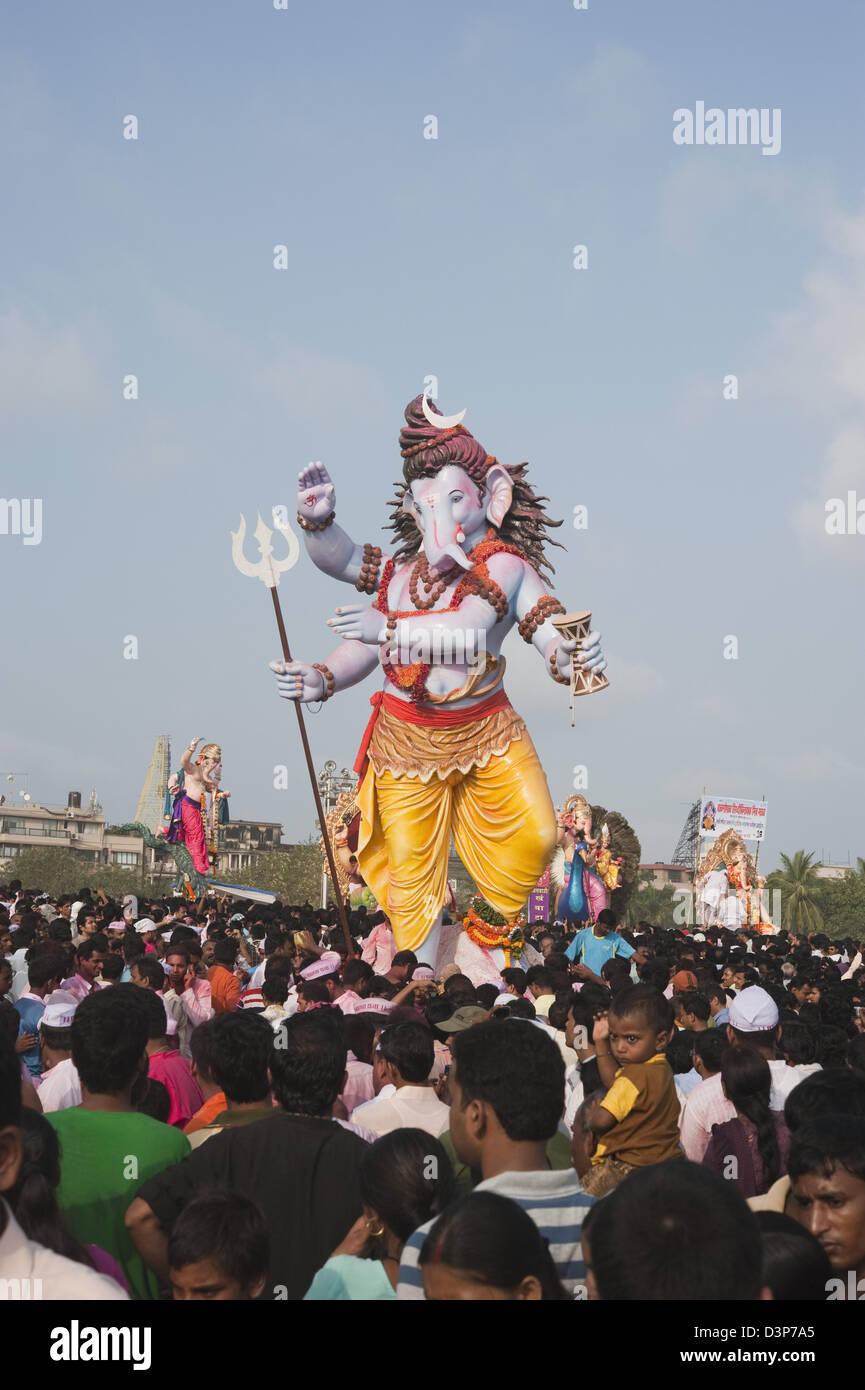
217;841;322;904
624;872;679;929
588;804;642;920
813;872;865;940
764;851;824;934
0;847;161;898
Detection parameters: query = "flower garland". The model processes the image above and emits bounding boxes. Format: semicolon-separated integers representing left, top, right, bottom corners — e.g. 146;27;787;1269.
464;896;526;966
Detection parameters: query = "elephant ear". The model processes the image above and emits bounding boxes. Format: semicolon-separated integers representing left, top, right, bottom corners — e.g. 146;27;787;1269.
484;464;513;528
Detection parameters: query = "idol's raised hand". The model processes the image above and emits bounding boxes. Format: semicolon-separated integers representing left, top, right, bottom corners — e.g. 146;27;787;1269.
297;462;336;526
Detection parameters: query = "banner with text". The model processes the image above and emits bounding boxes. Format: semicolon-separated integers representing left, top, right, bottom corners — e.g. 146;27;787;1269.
699;796;768;841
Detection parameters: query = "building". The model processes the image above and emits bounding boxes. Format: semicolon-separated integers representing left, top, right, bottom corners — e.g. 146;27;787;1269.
0;792;287;882
638;863;693;891
214;820;285;875
0;793;151;871
815;863;852;881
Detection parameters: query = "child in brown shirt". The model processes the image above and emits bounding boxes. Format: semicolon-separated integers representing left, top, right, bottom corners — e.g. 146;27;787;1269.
579;984;682;1196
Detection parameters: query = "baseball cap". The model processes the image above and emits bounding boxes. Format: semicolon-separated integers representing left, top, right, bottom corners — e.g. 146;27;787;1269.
728;985;779;1033
439;1005;489;1034
671;970;698;993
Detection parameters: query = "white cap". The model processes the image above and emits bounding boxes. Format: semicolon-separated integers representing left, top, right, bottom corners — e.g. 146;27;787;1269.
135;918;157;935
39;990;79;1030
728;986;779;1033
300;951;342;981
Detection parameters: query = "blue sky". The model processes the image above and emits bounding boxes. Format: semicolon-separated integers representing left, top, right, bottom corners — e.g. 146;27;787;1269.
2;1;864;871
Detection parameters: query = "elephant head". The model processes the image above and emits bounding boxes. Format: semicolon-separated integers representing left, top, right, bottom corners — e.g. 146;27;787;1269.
402;462;513;571
388;393;564;580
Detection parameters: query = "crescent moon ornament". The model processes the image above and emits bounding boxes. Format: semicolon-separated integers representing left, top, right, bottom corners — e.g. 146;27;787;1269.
421;392;466;431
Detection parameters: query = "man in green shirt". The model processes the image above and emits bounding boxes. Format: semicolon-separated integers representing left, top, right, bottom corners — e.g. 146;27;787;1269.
47;984;189;1299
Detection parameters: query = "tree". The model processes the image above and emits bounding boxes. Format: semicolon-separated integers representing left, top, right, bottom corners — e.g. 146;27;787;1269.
0;847;161;898
815;872;865;941
217;841;323;904
624;872;679;929
764;851;824;934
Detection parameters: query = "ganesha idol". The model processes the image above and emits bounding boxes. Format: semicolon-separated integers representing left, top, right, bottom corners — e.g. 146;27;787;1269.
271;394;607;980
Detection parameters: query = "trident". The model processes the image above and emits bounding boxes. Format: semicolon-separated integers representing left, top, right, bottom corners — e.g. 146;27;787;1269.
231;509;354;955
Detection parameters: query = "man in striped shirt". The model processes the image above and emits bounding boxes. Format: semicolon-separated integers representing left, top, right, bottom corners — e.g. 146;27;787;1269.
397;1018;593;1298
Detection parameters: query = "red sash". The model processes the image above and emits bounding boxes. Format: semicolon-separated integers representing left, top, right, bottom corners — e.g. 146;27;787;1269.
353;688;511;782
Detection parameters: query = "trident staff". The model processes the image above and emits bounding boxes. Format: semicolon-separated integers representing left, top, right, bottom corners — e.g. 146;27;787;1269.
231;510;354;955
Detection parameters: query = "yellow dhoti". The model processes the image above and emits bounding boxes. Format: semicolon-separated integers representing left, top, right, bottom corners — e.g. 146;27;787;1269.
355;691;557;953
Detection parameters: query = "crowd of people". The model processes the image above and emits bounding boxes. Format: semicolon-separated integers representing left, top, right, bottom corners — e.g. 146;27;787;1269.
1;878;865;1302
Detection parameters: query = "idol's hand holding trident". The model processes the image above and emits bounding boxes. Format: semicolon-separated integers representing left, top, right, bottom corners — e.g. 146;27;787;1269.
231;508;355;953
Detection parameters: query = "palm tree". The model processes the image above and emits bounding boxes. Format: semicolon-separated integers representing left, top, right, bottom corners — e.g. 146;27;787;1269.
765;851;824;933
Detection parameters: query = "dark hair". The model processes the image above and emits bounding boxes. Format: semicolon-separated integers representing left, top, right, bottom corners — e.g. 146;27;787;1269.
100;954;124;983
379;1021;434;1084
165;943;191;965
596;908;617;929
39;1023;73;1054
475;983;500;1012
122;934;146;963
136;985;169;1041
640;959;671;994
343;958;373;991
133;956;166;990
70;986;148;1095
547;992;573;1033
501;997;536;1020
133;1074;171;1123
666;1029;696;1077
208;1012;273;1104
189;1018;217;1084
76;934;108;961
269;1009;346;1116
755;1211;833;1301
847;1034;865;1077
720;1046;780;1191
784;1068;865;1132
419;1191;568;1299
789;1115;865;1186
525;966;554;992
391;950;418;970
587;1161;764;1299
778;1019;819;1066
452;1018;564;1142
676;991;710;1023
501;968;527;993
6;1109;94;1267
692;1029;727;1074
212;938;237;968
0;1036;22;1128
262;975;289;1006
608;984;673;1036
167;1190;269;1292
361;1129;456;1244
343;1013;377;1065
264;956;294;985
26;956;62;991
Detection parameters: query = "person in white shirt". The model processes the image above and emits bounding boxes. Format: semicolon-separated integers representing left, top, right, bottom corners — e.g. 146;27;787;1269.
351;1020;449;1138
699;865;728;928
680;985;809;1162
35;993;82;1113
